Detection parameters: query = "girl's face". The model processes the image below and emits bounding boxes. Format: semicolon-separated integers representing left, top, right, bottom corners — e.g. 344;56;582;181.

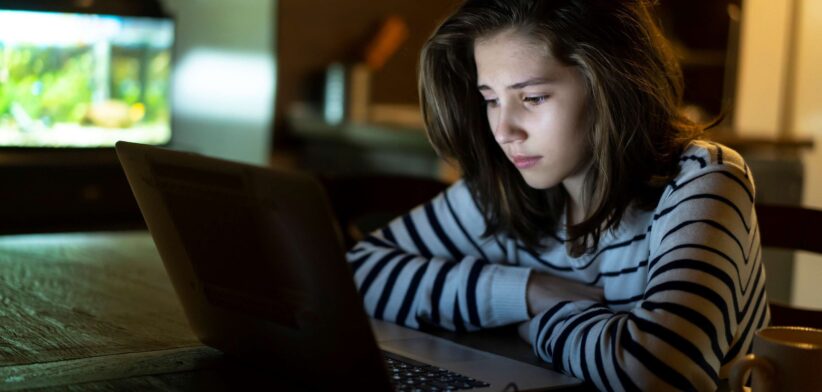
475;29;591;191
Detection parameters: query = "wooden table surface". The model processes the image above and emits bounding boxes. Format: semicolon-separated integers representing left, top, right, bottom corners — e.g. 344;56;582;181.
0;230;591;391
0;231;251;391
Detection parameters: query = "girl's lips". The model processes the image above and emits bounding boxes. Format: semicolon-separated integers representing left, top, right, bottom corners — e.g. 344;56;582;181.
512;156;542;169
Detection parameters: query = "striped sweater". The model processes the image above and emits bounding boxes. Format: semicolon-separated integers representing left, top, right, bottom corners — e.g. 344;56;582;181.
346;141;768;391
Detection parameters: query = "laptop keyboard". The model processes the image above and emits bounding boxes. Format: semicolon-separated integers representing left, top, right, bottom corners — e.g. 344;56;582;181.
384;352;491;391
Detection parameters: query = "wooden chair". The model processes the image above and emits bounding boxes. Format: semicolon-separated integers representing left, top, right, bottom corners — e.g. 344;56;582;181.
318;174;449;249
756;203;822;329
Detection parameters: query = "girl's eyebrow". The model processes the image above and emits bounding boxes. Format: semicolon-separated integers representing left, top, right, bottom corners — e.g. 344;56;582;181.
477;77;556;91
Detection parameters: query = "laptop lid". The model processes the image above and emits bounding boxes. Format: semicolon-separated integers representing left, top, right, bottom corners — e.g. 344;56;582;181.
115;141;392;390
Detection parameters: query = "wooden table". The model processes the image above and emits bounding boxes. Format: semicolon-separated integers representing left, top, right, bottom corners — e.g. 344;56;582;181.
0;230;588;391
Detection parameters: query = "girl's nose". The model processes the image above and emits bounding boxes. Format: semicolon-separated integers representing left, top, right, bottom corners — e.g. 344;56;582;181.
492;106;526;144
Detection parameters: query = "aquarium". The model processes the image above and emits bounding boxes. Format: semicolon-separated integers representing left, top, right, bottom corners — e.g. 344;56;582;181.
0;9;174;147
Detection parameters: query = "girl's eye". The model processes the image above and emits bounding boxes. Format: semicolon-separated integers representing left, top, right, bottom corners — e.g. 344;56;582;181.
523;95;549;105
484;98;499;107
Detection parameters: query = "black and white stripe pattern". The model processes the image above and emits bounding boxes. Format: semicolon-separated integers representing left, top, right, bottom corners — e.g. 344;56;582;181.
346;141;767;391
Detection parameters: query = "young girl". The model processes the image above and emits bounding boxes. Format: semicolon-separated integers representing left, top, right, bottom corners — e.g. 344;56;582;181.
346;0;767;390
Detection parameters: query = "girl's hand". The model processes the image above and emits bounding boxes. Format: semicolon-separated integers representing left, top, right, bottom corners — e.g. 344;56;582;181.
526;272;604;316
517;320;531;344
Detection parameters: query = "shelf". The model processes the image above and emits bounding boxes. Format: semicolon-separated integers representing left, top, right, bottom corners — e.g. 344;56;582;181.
706;129;814;150
286;109;434;154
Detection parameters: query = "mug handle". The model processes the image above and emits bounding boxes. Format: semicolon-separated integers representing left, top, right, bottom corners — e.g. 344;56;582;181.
729;354;776;392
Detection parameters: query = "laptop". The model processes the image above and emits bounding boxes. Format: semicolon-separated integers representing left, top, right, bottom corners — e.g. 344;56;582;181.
115;141;581;391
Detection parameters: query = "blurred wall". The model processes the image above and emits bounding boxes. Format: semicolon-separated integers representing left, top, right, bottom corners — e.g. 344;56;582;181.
734;0;792;138
161;0;276;165
736;0;822;308
792;0;822;309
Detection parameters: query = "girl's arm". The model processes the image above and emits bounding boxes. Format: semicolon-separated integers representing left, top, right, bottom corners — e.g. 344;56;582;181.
525;161;767;391
345;180;532;331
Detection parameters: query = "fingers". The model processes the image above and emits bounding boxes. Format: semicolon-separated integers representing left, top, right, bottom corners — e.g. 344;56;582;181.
517;320;531;344
526;272;605;315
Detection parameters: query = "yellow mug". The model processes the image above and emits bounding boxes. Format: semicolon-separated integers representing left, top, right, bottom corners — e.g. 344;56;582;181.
729;326;822;392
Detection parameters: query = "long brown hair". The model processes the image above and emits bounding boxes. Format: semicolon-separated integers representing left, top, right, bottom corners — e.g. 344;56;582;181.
419;0;704;256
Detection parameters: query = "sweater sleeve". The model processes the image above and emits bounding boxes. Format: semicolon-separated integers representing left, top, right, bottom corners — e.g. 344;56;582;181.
345;180;532;331
526;160;768;391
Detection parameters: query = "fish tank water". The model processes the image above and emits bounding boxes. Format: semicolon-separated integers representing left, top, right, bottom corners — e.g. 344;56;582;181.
0;9;174;147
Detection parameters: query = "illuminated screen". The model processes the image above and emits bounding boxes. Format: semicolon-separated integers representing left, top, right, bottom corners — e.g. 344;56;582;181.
0;9;174;147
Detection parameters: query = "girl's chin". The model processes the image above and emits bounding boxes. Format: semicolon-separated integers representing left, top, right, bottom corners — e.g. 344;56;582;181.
520;172;559;190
